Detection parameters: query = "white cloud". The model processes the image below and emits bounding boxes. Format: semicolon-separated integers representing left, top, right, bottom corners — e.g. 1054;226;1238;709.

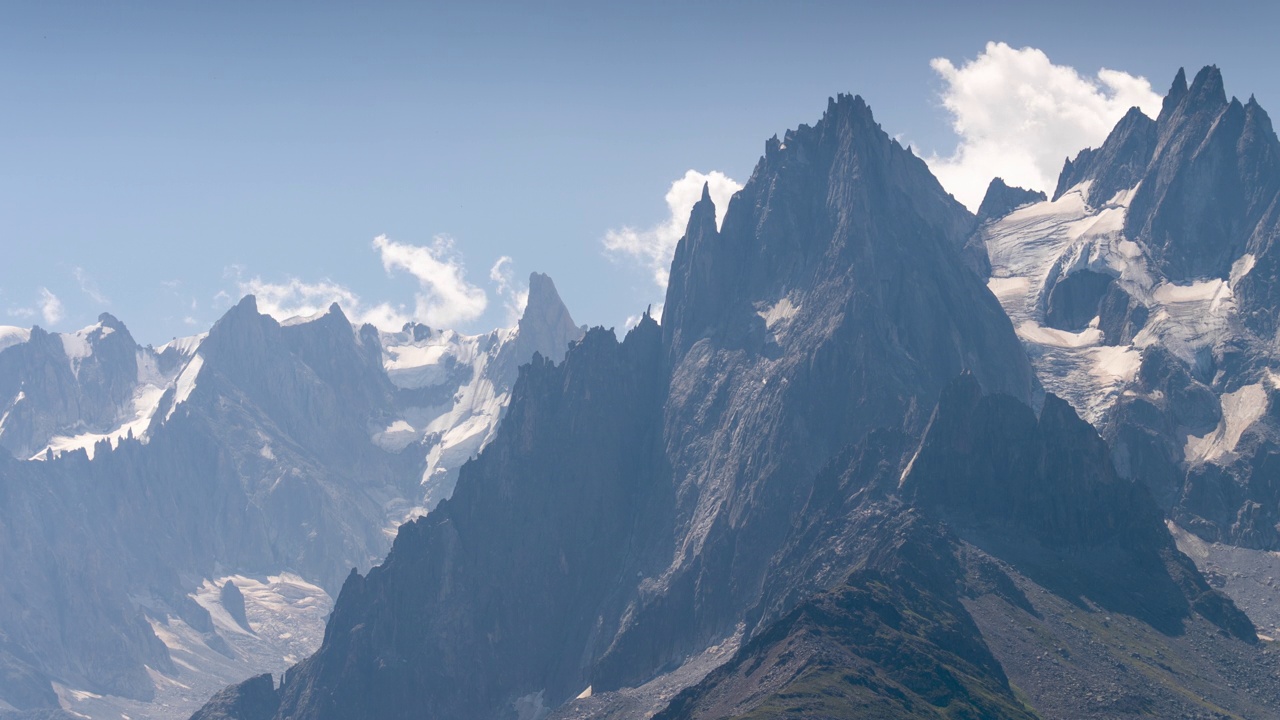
38;288;63;325
489;256;528;325
372;234;488;327
236;275;412;331
6;288;66;325
926;42;1163;211
604;170;742;290
73;267;109;305
228;234;492;332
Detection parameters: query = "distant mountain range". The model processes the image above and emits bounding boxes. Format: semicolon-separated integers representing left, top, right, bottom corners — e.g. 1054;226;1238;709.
0;274;581;719
3;64;1280;720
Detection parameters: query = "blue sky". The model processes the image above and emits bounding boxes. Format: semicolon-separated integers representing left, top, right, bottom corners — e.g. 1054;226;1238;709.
3;1;1278;344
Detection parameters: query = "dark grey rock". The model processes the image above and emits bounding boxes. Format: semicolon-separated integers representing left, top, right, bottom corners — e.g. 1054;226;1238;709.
1053;106;1157;205
1043;268;1116;332
977;177;1047;223
220;581;251;633
189;674;278;720
1126;66;1280;283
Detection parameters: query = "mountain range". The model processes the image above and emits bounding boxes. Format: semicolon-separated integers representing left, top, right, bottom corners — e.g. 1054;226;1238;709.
0;275;582;719
3;65;1280;720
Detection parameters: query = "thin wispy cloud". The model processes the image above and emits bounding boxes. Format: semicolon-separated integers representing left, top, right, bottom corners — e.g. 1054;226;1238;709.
489;256;528;325
7;288;64;326
73;267;109;305
926;41;1163;210
38;288;63;325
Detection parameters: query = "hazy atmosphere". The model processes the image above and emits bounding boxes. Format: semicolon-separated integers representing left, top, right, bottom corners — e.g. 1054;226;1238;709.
6;5;1280;719
4;1;1276;342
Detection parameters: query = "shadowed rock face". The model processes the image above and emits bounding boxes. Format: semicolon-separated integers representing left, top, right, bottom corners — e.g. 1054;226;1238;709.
272;321;669;720
1043;268;1115;332
640;376;1263;720
653;521;1039;720
197;93;1038;720
1125;66;1280;285
902;374;1166;552
189;674;279;720
1054;105;1158;206
978;177;1046;224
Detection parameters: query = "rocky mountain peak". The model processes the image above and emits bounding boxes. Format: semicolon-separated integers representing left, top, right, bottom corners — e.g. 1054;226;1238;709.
203;295;277;362
1053;105;1156;203
1160;67;1189;120
483;272;585;388
1124;65;1280;282
684;181;718;237
977;177;1046;221
323;302;349;323
1187;64;1227;109
97;312;127;332
521;272;574;332
515;271;582;356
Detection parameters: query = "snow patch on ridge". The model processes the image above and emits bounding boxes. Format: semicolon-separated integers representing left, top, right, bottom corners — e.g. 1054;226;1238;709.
166;354;204;421
1231;253;1257;287
0;326;30;353
757;297;799;330
1185;383;1269;464
157;332;206;358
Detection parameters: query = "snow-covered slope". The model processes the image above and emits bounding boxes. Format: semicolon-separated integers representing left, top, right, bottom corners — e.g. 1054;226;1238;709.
376;276;583;517
984;182;1144;423
977;65;1280;550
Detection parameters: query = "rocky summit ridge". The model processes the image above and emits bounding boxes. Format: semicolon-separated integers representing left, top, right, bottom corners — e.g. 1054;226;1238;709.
188;79;1280;720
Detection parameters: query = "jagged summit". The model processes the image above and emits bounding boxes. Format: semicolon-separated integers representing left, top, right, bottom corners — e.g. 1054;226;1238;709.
98;311;127;331
1186;64;1227;109
1161;66;1189;118
232;294;259;315
1053;105;1156;203
977;177;1046;221
1127;65;1280;282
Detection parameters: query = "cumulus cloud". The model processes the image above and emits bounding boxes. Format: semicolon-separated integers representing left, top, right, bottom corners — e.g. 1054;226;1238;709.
228;234;493;332
926;41;1163;211
604;170;742;289
38;288;63;325
73;267;109;305
236;275;412;331
373;234;488;327
489;256;528;325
